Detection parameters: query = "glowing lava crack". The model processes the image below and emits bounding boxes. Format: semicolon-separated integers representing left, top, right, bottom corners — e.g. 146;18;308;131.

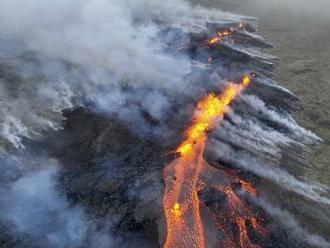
207;22;250;45
163;75;261;248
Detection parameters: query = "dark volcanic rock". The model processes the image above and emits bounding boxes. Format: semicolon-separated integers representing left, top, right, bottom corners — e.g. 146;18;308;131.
198;185;307;248
41;107;139;164
33;107;170;247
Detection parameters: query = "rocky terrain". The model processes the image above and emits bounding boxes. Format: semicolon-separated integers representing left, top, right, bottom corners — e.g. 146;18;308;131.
202;0;330;188
0;1;329;247
197;0;330;239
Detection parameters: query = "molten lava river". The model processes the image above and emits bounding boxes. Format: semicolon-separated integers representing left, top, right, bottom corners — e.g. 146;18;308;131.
163;75;267;248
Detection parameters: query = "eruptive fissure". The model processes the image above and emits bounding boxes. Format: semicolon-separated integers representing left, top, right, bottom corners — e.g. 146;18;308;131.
163;74;266;247
205;23;251;45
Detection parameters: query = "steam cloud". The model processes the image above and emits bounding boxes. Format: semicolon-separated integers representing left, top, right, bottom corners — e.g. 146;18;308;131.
254;197;330;248
0;0;245;146
0;155;121;248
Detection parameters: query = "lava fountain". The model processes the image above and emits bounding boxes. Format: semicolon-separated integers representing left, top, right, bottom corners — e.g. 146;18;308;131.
163;75;257;248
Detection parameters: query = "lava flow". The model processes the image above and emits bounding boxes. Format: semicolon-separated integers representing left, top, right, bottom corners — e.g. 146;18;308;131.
207;22;249;45
163;74;263;248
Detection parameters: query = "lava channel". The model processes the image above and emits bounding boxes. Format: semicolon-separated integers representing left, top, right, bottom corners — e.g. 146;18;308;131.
163;74;257;248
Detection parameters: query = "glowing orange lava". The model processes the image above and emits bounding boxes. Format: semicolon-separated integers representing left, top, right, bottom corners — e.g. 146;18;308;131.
207;22;248;45
217;186;262;248
163;75;253;248
237;178;257;197
208;30;233;44
176;75;251;160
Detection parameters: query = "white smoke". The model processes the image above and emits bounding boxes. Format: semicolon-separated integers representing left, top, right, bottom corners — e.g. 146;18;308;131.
0;0;246;147
0;156;87;247
241;94;320;143
209;94;329;206
255;198;330;248
0;75;73;150
0;0;242;85
210;138;330;205
0;154;123;248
